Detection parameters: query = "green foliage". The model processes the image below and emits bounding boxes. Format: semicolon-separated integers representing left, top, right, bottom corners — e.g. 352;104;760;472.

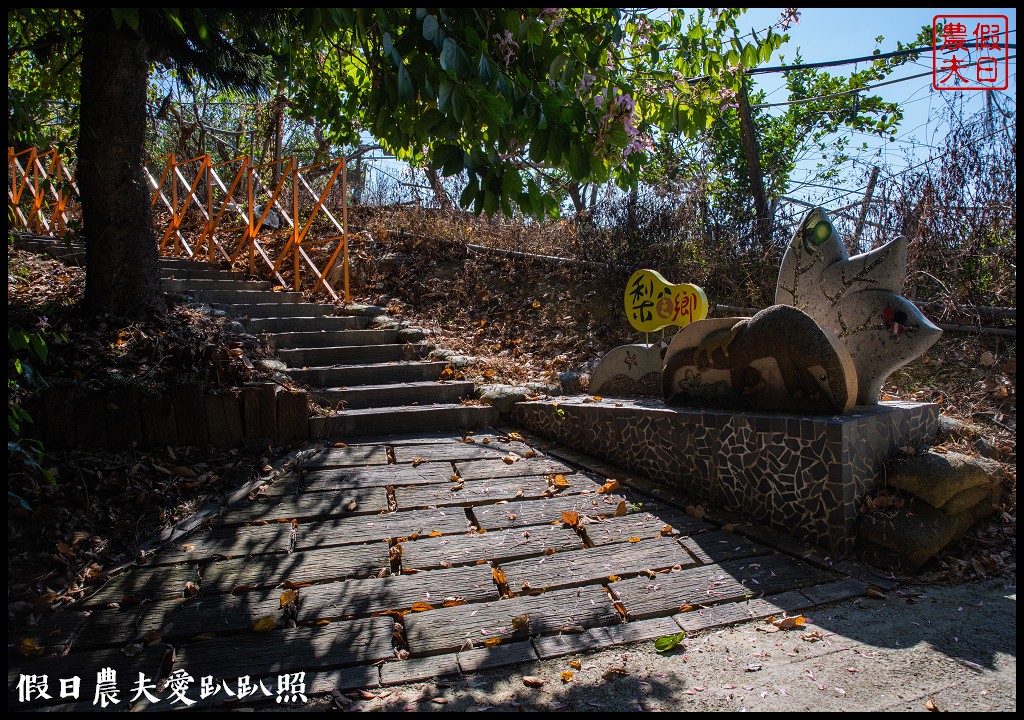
7;8;83;151
654;630;686;653
281;8;784;219
8;317;63;496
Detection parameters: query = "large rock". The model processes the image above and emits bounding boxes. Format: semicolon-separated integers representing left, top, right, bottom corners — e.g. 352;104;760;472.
476;384;532;416
885;450;994;508
859;498;959;571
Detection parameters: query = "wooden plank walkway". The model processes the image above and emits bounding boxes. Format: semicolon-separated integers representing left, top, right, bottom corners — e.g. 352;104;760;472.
9;430;874;711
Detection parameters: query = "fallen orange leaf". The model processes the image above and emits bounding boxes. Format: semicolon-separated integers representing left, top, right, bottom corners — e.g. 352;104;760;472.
561;511;580;527
484;637;502;647
279;589;298;608
614;500;628;517
411;602;435;612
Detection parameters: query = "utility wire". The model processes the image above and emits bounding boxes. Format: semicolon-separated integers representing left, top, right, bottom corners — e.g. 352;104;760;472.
752;54;1016;109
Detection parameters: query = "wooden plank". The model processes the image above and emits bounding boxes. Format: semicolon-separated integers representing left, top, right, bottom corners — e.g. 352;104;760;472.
171;382;209;446
242;385;264;439
403;584;620;656
147;524;290;566
301;565;498;621
301;445;390;469
458;640;539;672
15;611;89;655
531;627;612;659
401;525;582;571
472;493;629;530
395;473;596;511
678;530;772;565
380;654;461;686
217;486;389;525
604;616;682;646
673;590;812;634
206;393;232;447
276;389;309;442
295;510;470;551
300;464;453;494
259;383;277;440
71;604;153;648
105;387;141;448
42;386;74;449
392;441;511;464
200;542;390;594
455;456;578;481
134;590;287;642
173;616;395;683
74;397;107;447
610;554;837;620
500;537;696;593
798;578;868;605
583;512;689;546
142;393;177;447
79;563;198;609
223;390;243;445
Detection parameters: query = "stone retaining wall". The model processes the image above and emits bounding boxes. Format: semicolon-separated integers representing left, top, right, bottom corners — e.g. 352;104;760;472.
514;397;939;555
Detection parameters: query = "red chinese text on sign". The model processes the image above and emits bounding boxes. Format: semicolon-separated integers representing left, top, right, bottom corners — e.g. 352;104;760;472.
932;15;1009;91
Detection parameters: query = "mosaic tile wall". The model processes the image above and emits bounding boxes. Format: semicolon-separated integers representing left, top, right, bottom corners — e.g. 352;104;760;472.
514;398;939;554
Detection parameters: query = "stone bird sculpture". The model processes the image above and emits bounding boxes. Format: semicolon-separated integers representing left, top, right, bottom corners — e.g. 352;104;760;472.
775;207;942;406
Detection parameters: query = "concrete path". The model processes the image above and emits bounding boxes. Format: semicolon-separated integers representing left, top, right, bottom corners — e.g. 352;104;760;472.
9;429;906;711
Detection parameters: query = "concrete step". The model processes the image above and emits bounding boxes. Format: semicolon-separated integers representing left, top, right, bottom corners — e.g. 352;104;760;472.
184;288;305;304
277;343;428;368
160;267;248;281
244;316;366;333
158;257;223;269
288;361;450;387
312;381;476;410
310;403;497;439
218;303;345;319
269;329;398;349
162;277;273;292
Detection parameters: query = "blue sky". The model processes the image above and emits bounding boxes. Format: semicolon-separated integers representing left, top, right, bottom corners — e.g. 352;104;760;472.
738;7;1017;205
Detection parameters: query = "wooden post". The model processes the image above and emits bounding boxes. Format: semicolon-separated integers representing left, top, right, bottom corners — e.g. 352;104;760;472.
342;157;350;303
736;79;771;247
851;166;880;251
292;156;300;291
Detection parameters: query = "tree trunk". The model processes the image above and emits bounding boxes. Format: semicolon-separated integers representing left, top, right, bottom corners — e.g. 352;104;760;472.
79;9;162;317
424;167;452;210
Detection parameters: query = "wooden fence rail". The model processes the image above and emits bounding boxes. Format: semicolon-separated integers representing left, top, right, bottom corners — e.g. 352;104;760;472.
8;147;351;302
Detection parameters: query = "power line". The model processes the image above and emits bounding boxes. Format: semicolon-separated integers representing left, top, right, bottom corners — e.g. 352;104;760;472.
747;36;1017;76
752;54;1017;109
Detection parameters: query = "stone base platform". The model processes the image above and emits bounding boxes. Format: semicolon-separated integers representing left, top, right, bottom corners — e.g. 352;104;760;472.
513;397;939;555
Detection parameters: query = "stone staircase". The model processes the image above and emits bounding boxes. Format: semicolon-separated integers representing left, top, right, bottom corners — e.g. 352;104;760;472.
158;257;497;438
10;233;87;265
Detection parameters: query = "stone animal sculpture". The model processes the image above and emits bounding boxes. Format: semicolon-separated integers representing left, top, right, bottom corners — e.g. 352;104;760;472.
776;207;941;405
662;304;857;414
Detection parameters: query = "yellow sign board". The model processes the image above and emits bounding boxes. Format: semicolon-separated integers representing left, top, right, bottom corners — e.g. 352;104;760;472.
624;269;708;333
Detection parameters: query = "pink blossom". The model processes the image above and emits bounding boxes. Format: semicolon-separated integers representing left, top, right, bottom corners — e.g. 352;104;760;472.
493;30;519;67
780;8;801;30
